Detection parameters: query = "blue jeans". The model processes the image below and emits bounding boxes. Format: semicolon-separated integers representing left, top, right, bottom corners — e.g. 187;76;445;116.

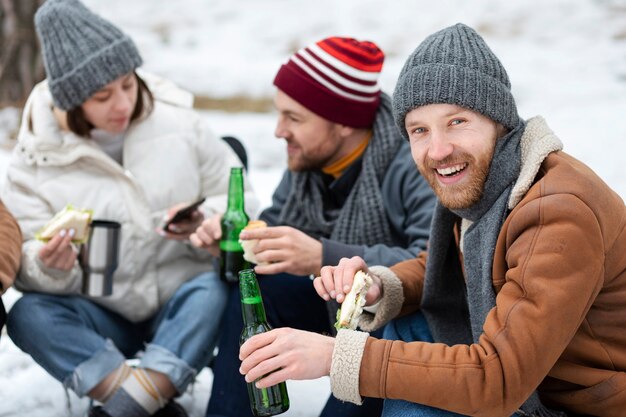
382;312;520;417
7;271;227;396
206;273;383;417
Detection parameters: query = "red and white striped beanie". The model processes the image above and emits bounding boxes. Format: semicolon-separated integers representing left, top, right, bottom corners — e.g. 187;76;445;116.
273;37;384;128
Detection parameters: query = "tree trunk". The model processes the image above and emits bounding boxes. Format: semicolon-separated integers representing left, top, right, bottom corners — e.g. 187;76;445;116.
0;0;45;108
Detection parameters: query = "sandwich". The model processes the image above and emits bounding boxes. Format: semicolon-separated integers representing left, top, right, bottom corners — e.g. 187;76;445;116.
335;270;373;330
36;205;93;244
239;220;269;265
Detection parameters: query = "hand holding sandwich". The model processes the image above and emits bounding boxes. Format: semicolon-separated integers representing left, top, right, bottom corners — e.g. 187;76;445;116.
38;230;78;272
239;225;322;276
314;256;382;305
36;205;90;272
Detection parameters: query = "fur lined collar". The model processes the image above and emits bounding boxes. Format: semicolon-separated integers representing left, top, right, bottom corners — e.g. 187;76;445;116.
508;116;563;209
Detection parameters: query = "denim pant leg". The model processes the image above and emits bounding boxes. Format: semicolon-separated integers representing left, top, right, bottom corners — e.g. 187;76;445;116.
6;293;145;396
206;273;330;417
141;271;227;394
381;312;521;417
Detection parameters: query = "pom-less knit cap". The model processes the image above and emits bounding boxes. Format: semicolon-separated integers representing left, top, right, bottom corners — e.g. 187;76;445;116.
35;0;143;111
273;36;384;128
392;23;520;139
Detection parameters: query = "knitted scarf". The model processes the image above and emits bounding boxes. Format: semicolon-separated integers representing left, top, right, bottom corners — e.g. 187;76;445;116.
278;93;401;247
420;119;566;417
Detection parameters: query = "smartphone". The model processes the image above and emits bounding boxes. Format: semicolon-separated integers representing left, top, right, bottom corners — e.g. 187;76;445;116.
163;198;206;232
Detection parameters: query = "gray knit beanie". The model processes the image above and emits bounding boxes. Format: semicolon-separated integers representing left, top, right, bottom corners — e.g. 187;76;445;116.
392;23;519;139
35;0;143;110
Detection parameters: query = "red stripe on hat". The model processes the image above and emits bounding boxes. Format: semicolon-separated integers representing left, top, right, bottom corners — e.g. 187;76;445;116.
321;37;384;65
294;51;379;99
330;38;385;65
303;48;378;87
318;37;384;72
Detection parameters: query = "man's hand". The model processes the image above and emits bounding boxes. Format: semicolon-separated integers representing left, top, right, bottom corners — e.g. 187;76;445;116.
160;202;205;241
239;226;322;276
38;230;77;271
239;328;334;388
189;213;222;257
314;256;382;304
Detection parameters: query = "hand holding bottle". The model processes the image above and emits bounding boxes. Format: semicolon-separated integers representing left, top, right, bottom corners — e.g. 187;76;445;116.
239;269;290;416
190;213;222;257
239;327;335;388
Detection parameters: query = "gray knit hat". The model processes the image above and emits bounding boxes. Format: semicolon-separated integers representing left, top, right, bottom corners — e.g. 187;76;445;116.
35;0;143;110
392;23;519;139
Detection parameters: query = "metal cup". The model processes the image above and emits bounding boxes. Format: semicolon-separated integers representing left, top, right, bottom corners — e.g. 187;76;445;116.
79;220;121;297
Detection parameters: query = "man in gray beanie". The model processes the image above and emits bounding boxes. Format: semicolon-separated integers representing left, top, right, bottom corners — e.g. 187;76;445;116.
233;23;626;417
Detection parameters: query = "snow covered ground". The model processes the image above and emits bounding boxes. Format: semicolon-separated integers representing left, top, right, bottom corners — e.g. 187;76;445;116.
1;0;625;416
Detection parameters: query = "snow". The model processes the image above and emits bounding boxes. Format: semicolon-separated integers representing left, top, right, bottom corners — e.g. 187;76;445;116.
0;0;625;415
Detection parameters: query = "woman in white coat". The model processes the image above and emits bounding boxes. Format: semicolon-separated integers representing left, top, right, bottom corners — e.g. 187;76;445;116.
1;1;258;416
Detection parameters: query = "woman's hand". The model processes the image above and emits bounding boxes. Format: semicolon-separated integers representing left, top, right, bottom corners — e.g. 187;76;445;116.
38;230;78;271
189;213;222;257
239;328;335;388
314;256;382;304
160;202;205;241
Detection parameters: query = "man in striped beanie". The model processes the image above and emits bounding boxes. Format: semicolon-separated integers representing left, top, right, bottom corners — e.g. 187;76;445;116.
194;37;437;417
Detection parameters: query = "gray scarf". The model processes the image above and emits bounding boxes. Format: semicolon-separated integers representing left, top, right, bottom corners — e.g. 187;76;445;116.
420;119;566;417
278;93;401;247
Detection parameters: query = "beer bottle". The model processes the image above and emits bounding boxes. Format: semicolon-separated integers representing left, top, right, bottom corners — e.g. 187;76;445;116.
219;167;250;283
239;269;290;416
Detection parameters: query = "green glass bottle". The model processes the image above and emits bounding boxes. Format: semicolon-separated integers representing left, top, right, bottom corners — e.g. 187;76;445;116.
219;167;250;283
239;269;290;416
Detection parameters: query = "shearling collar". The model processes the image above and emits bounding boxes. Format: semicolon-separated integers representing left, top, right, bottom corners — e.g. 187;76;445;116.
508;116;563;210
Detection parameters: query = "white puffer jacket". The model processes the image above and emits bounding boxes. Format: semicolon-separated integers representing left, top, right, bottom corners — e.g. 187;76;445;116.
2;75;259;322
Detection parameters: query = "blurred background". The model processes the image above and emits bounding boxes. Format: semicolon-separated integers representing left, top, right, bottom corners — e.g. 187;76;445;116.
0;0;625;416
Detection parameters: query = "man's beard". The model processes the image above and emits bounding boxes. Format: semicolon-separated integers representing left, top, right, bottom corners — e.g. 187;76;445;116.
287;153;324;171
421;150;493;210
286;134;340;172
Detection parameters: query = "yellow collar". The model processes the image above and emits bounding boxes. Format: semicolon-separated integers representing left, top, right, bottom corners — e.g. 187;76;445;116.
322;131;371;178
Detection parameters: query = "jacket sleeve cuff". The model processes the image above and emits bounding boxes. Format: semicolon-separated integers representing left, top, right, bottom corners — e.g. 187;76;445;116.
330;329;369;405
321;238;364;266
16;241;83;294
358;265;404;332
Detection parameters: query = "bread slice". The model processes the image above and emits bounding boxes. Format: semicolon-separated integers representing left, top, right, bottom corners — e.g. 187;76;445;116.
335;270;373;330
36;205;93;243
239;220;268;265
